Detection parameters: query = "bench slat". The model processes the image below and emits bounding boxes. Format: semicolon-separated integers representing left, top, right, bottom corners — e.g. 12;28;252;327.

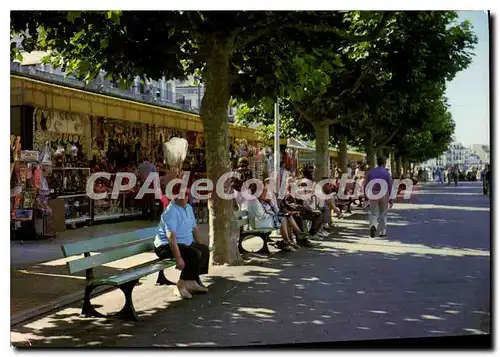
241;228;273;235
88;259;176;286
62;227;158;256
67;239;155;274
234;218;249;228
233;210;247;220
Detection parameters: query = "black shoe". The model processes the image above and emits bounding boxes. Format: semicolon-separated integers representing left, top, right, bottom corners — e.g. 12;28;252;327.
298;239;316;248
379;234;387;238
370;225;376;238
275;240;286;250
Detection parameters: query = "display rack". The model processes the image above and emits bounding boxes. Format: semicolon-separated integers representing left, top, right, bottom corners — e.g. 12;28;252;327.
50;167;90;196
92;192;142;222
50;167;93;226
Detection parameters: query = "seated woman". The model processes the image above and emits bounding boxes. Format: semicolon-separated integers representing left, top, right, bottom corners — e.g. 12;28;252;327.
247;183;306;252
317;178;336;230
282;178;321;246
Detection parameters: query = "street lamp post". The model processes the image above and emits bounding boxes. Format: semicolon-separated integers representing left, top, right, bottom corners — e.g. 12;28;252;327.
274;99;280;192
194;76;201;111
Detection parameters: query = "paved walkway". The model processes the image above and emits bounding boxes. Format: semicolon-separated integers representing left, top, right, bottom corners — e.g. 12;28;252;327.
11;182;490;347
11;220;214;320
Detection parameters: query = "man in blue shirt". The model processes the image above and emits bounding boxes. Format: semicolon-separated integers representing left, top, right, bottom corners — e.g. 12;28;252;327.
154;184;209;299
363;157;393;238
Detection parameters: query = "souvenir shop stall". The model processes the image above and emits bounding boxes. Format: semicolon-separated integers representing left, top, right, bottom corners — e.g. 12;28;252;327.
10;136;65;240
285;138;367;179
32;108;94;227
230;138;274;181
286;138;316;177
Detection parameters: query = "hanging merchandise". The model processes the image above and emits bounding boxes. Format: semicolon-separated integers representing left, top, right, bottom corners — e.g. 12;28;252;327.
256;146;264;181
39;141;52;165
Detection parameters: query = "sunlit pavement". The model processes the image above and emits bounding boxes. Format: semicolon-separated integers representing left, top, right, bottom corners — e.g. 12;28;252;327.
11;181;490;347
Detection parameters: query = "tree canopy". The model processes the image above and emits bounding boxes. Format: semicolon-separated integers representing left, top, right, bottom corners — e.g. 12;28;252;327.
11;10;394;263
233;11;477;172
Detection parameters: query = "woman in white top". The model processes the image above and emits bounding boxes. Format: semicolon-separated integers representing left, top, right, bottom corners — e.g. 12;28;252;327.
247;184;306;252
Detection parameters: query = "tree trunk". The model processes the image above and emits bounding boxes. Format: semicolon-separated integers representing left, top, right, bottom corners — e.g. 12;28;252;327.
396;155;403;177
339;135;348;174
200;40;240;265
313;121;330;179
389;151;396;176
365;134;376;169
403;158;410;175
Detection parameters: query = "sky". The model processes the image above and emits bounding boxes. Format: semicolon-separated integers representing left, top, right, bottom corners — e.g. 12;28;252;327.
445;10;490;147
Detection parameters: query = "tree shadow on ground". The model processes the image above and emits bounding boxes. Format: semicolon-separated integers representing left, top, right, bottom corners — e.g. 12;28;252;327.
11;235;490;348
11;183;490;347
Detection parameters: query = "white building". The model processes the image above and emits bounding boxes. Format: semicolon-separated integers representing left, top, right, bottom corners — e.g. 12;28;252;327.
175;76;237;121
442;142;483;168
425;142;484;169
471;144;490;164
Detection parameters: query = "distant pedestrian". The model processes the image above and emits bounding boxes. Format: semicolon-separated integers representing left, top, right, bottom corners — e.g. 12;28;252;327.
437;167;444;184
363;157;393;238
453;166;459;186
482;165;490;196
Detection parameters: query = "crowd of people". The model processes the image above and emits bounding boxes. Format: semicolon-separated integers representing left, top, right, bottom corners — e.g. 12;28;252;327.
150;154;490;299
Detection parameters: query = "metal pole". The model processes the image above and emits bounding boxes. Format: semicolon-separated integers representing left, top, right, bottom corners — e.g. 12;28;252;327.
274;99;280;192
198;83;201;110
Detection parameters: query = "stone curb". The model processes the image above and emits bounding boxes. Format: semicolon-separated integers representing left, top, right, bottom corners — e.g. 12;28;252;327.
11;285;115;327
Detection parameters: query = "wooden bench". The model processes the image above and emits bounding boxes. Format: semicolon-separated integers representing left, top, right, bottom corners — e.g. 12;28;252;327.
61;227;207;321
233;210;274;255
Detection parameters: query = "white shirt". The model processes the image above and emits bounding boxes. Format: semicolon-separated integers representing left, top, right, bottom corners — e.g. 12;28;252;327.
234;189;254;211
247;199;274;229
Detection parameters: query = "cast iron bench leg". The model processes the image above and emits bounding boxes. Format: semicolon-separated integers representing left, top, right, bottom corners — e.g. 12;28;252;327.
81;285;106;318
239;235;271;255
112;279;140;321
156;269;176;286
256;236;271;255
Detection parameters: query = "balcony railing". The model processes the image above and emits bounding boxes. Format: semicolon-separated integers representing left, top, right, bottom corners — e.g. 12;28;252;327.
10;62;199;114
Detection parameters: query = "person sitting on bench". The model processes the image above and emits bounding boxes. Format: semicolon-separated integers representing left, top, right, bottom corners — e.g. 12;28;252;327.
154;184;209;300
317;178;336;231
284;178;323;243
247;183;305;252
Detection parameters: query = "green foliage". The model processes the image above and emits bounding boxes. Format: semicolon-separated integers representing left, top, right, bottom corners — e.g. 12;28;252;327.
395;96;455;163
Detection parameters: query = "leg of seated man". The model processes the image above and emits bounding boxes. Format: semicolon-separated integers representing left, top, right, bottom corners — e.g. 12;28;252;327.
191;242;210;276
155;243;206;298
178;244;209;294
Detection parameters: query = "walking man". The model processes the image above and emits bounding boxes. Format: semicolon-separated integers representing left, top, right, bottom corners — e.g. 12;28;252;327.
364;157;393;238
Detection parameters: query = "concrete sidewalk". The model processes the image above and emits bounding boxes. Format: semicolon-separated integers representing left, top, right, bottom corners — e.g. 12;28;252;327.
9;181;419;326
10;220;206;324
10;182;490;347
10;216;292;325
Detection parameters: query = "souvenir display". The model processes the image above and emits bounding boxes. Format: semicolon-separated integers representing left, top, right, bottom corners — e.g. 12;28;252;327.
63;194;92;224
50;168;90;195
10;139;55;238
33;108;90;167
20;150;40;162
16;106;272;232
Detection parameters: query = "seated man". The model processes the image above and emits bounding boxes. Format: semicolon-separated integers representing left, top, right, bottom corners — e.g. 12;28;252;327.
154;184;209;299
284;178;323;244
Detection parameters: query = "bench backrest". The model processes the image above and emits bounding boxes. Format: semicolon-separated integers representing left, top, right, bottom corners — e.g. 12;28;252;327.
61;227;158;275
233;210;255;230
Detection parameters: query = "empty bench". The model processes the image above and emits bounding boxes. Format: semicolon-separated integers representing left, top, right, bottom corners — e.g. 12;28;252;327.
61;227;189;321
